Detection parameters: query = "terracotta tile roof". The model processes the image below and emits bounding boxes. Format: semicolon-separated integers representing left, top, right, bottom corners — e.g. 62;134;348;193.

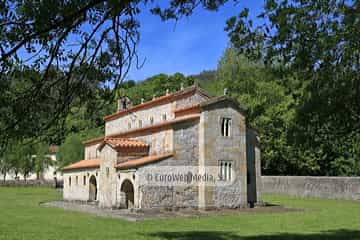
83;114;200;146
104;137;149;148
62;159;101;171
115;152;173;170
103;85;210;122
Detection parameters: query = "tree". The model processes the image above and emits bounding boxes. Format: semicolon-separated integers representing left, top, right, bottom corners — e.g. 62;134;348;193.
5;142;22;180
116;73;195;105
0;0;230;149
57;128;102;168
33;142;52;180
18;143;34;181
0;154;10;182
214;48;299;175
226;0;360;175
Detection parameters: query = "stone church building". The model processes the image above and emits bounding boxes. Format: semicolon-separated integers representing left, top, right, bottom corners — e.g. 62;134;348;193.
62;86;261;209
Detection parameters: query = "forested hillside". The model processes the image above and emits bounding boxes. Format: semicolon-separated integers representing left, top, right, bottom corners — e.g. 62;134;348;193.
0;0;358;178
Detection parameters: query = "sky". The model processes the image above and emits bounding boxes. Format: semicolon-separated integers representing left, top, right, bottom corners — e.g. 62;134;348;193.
127;1;264;81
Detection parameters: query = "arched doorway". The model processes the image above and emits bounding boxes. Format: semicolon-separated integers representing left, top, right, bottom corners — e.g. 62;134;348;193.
121;179;134;208
89;175;97;201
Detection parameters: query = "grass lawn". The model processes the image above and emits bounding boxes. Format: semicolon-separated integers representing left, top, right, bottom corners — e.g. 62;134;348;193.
0;187;359;240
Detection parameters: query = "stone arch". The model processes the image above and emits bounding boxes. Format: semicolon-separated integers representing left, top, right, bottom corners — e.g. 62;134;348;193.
89;175;97;201
121;179;134;208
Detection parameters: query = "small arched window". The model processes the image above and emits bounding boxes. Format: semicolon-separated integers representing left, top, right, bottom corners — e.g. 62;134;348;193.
221;118;232;137
219;160;232;181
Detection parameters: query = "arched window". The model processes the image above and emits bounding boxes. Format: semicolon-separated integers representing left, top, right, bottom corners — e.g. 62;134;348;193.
219;160;233;181
150;116;154;125
221;118;232;137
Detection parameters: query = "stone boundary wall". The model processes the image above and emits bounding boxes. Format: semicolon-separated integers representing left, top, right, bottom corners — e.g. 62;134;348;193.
261;176;360;200
0;179;63;188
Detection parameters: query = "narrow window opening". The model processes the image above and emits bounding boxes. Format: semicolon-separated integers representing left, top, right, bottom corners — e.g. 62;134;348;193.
228;163;232;180
69;177;71;186
162;114;167;121
138;120;142;128
76;176;78;185
219;160;233;181
150;116;154;125
221;118;231;137
220;162;223;180
83;176;86;186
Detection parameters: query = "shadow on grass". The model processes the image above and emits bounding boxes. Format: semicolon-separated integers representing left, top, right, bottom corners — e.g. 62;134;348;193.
146;229;360;240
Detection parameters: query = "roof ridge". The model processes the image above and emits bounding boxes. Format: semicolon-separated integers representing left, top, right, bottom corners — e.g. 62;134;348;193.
84;114;200;146
103;85;211;122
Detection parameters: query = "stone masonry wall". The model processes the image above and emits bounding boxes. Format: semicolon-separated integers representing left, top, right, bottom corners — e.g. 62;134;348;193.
98;145;118;208
0;179;56;187
136;120;200;209
63;168;99;201
175;92;209;109
262;176;360;200
105;91;209;137
84;143;100;160
105;102;174;136
200;101;248;208
134;129;173;155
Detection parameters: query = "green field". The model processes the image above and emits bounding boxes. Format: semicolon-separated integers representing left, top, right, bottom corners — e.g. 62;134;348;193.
0;187;359;240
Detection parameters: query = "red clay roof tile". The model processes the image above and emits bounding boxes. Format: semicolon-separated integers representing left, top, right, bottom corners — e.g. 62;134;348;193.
83;114;200;146
115;152;173;170
62;159;101;171
104;137;149;148
103;85;210;122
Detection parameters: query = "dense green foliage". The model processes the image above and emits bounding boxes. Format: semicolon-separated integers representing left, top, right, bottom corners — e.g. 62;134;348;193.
0;187;360;239
0;0;229;148
1;0;358;177
223;0;360;176
116;73;195;105
0;140;54;180
207;49;300;175
57;128;103;168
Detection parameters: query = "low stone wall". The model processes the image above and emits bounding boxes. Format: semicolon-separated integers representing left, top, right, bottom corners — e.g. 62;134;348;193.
261;176;360;200
0;179;62;188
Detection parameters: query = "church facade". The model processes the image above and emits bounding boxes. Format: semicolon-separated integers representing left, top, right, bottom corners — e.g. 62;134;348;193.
62;86;261;209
